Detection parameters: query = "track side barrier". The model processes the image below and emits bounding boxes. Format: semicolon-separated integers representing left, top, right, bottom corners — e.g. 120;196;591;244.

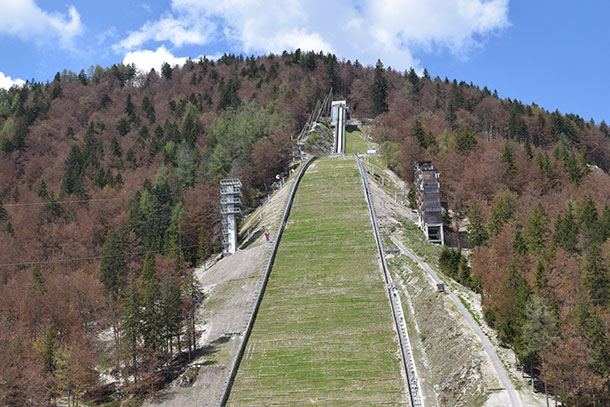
217;157;317;406
355;154;424;407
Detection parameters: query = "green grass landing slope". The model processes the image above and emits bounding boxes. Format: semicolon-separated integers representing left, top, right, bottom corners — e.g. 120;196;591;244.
227;157;407;406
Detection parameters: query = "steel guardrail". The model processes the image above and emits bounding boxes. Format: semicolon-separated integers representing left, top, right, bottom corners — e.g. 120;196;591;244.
216;156;316;406
354;154;423;407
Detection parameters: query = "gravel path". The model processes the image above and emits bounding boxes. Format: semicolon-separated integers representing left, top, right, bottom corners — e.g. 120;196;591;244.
389;236;522;407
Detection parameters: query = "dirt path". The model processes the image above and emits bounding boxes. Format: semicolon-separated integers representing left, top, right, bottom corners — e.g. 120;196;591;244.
389;236;522;407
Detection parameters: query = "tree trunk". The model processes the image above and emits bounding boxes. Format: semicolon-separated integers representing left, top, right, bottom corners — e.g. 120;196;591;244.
453;215;462;253
542;356;549;407
113;319;121;372
133;350;138;386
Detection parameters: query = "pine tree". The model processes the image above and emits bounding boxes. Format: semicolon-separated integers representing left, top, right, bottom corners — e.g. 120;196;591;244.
498;261;531;346
466;202;488;247
124;94;135;121
208;144;231;179
488;190;516;236
122;278;143;384
524;138;533;159
138;125;149;142
501;141;517;179
407;186;417;209
99;224;129;302
564;151;584;184
0;200;7;221
181;103;200;147
519;295;557;381
410;119;427;148
114;171;123;186
524;202;549;254
583;244;609;308
562;206;579;252
116;117;130;136
456;125;478;153
60;145;85;196
109;136;121;158
161;62;173;79
94;168;106;188
535;151;553;180
165;202;184;260
30;265;45;293
142;96;156;124
37;179;48;198
140;254;163;353
197;227;209;267
370;59;388;116
578;194;603;245
458;256;472;287
42;326;57;375
439;247;461;279
406;67;420;98
182;270;203;359
600;120;609;137
512;229;527;255
553;207;579;253
5;220;14;237
576;297;610;378
534;259;548;296
160;278;183;357
601;203;610;241
140;252;156;283
584;307;610;378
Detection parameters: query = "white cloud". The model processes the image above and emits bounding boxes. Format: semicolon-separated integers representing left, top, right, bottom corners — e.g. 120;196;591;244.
114;12;215;52
0;0;83;49
0;72;25;90
123;46;189;73
115;0;509;70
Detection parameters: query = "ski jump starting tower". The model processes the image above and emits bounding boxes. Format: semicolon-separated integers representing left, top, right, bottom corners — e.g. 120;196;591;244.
220;179;242;255
331;100;348;154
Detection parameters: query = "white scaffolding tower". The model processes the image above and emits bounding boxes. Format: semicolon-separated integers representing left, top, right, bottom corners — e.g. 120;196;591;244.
220;179;242;255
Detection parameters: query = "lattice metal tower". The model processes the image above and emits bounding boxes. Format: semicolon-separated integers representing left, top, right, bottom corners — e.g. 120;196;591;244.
220;179;242;254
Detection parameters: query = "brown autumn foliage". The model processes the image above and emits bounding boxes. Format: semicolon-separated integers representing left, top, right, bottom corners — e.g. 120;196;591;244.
0;51;608;405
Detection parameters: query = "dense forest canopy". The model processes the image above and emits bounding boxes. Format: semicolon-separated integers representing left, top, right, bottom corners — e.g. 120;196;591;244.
0;51;608;405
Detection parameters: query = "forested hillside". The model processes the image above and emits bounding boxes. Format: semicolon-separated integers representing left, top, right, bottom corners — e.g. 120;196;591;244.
368;62;610;405
0;51;608;405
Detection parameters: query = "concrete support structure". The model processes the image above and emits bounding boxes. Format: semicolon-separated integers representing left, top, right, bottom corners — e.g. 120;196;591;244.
331;100;347;125
414;161;444;245
220;179;242;254
333;105;346;154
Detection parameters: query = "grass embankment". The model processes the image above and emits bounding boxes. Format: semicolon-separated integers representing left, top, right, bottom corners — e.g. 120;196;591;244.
345;125;370;154
227;157;407;406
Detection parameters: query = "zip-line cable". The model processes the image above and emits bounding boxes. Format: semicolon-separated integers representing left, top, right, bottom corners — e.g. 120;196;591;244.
1;196;133;208
0;244;199;268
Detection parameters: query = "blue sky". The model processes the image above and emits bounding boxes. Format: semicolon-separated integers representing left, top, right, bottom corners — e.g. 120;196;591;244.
0;1;608;123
